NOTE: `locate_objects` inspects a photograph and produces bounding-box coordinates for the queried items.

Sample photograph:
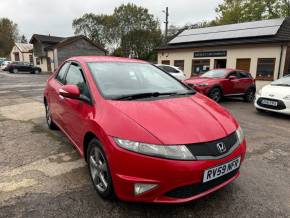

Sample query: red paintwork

[184,68,255,96]
[44,57,246,203]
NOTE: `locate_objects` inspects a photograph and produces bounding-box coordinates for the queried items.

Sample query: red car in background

[44,57,246,203]
[184,69,256,102]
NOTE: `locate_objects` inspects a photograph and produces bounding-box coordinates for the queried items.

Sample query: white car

[255,75,290,115]
[155,64,186,81]
[1,61,12,71]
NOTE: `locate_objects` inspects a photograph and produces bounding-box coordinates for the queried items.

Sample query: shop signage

[194,51,227,58]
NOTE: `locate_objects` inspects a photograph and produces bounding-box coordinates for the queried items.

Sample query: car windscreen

[88,62,190,99]
[271,76,290,86]
[201,69,227,78]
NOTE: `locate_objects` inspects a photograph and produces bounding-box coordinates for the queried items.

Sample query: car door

[238,71,253,93]
[224,71,240,95]
[61,62,94,146]
[49,62,70,128]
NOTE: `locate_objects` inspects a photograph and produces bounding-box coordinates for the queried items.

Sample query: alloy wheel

[210,88,222,102]
[89,147,109,193]
[45,104,52,126]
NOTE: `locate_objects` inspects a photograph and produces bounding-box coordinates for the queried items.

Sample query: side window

[227,71,238,78]
[239,71,250,78]
[56,62,70,84]
[65,63,90,99]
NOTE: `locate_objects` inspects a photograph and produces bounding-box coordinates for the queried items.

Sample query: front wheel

[244,88,255,102]
[208,87,222,102]
[45,103,57,130]
[87,139,115,200]
[13,68,18,73]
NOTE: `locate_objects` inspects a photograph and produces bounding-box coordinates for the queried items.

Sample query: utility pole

[163,7,169,42]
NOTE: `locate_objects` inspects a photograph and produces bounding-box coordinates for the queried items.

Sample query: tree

[0,18,18,57]
[20,35,27,43]
[214,0,285,26]
[72,3,162,61]
[72,13,116,51]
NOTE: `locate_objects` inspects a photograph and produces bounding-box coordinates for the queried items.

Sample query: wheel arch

[83,131,99,162]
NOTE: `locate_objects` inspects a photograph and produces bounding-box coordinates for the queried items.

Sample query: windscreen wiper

[112,90,195,100]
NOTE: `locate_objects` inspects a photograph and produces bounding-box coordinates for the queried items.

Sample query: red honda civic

[44,56,246,203]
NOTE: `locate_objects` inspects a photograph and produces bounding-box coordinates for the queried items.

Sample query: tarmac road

[0,70,289,218]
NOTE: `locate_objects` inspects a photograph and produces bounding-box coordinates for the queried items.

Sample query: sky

[0,0,222,40]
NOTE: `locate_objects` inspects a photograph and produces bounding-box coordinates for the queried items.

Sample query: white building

[157,18,290,88]
[10,43,33,63]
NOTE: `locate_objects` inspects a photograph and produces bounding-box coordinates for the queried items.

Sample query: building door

[192,59,210,75]
[236,58,251,72]
[47,57,52,72]
[214,59,227,68]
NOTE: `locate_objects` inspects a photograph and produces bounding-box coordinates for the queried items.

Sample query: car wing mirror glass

[59,84,80,99]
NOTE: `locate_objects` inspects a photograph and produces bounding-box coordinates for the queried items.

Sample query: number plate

[203,157,241,183]
[261,99,278,106]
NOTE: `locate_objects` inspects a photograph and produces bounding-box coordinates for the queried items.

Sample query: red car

[184,69,256,102]
[44,56,246,203]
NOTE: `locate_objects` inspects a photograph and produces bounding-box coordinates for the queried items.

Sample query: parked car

[7,62,41,74]
[0,58,5,66]
[184,69,256,102]
[44,56,246,203]
[255,75,290,115]
[155,64,186,80]
[1,61,12,71]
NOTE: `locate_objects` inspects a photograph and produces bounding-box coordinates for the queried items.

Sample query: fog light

[134,183,157,195]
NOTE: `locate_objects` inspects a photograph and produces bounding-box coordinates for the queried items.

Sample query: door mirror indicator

[59,84,80,99]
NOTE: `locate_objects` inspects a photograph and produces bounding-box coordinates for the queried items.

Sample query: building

[157,17,290,87]
[10,43,33,63]
[29,34,107,72]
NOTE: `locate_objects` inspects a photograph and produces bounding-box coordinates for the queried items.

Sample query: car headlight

[114,138,195,160]
[236,126,244,144]
[283,95,290,100]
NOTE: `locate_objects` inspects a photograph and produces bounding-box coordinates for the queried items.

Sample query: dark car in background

[7,62,41,74]
[184,69,256,102]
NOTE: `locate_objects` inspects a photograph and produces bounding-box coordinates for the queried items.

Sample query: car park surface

[0,70,289,217]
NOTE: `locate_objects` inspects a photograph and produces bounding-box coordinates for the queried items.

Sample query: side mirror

[228,75,237,80]
[59,84,80,99]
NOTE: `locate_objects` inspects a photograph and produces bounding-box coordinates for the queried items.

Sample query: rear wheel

[45,103,57,130]
[208,87,222,102]
[13,68,18,74]
[87,139,115,200]
[244,88,255,102]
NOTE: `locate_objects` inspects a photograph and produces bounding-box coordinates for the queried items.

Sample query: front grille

[257,97,286,110]
[186,132,237,158]
[165,169,239,199]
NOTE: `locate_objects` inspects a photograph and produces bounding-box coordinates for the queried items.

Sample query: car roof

[68,56,148,64]
[211,68,250,73]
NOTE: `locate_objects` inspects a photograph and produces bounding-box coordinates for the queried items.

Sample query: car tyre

[87,139,115,200]
[244,88,255,102]
[13,68,18,74]
[45,103,57,130]
[208,87,222,102]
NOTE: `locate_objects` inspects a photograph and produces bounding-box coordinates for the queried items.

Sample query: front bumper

[107,138,246,203]
[254,96,290,115]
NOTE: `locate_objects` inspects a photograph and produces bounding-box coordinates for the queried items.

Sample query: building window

[256,58,276,80]
[36,58,40,65]
[14,52,20,61]
[161,60,170,65]
[174,60,184,71]
[29,55,33,64]
[192,59,210,75]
